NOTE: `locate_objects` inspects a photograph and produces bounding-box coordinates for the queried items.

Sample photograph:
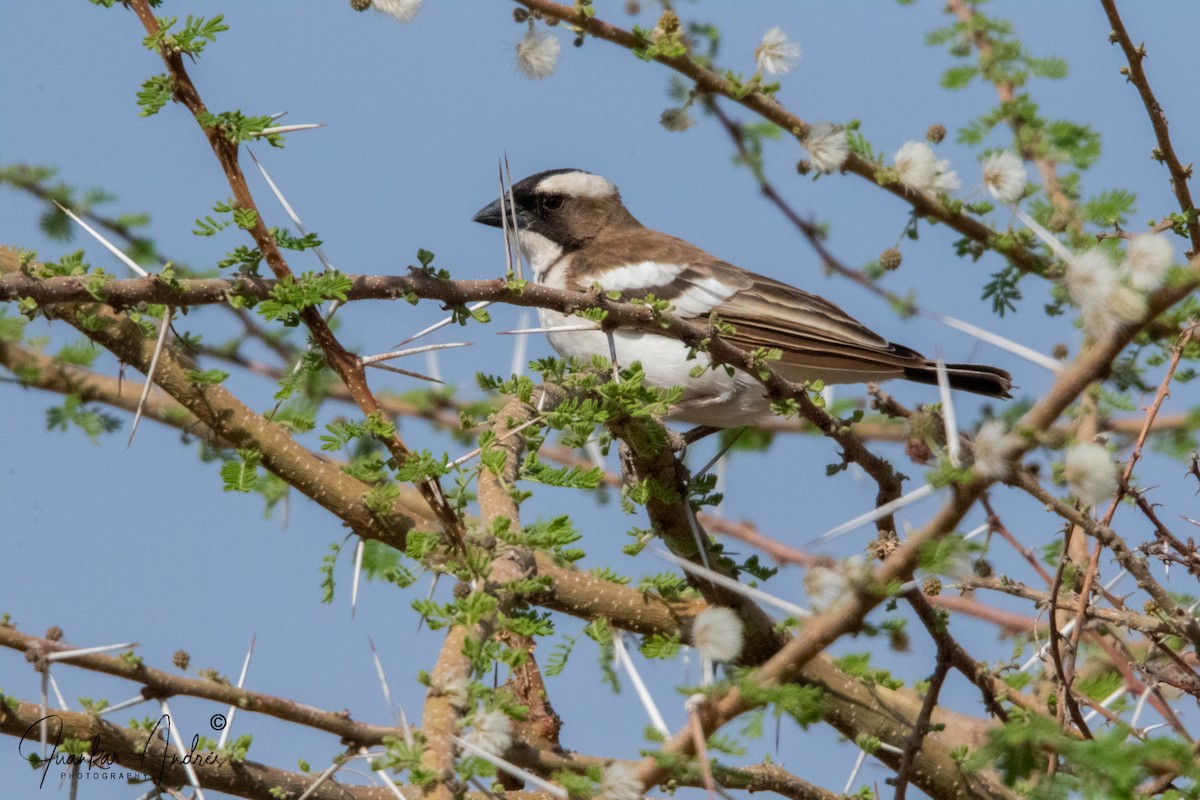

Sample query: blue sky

[3,2,1199,797]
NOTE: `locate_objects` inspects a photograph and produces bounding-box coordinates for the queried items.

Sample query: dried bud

[879,248,902,272]
[654,10,680,37]
[869,530,899,561]
[923,576,943,596]
[1052,343,1070,360]
[1047,210,1072,233]
[624,0,641,14]
[926,124,946,144]
[453,581,472,599]
[905,434,934,465]
[45,626,63,642]
[173,650,191,670]
[796,160,813,176]
[573,35,584,48]
[350,0,372,10]
[513,8,530,22]
[888,627,910,653]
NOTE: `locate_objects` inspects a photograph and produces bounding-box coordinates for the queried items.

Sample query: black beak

[472,197,530,229]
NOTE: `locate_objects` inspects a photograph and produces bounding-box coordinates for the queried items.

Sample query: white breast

[517,234,772,426]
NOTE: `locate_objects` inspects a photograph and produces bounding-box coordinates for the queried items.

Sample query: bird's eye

[542,195,564,212]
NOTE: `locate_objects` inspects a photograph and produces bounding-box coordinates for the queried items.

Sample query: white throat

[516,230,566,285]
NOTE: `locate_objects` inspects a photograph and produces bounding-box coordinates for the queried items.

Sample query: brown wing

[710,269,930,377]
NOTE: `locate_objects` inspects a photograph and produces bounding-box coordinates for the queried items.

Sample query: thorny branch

[126,0,465,542]
[1100,0,1200,253]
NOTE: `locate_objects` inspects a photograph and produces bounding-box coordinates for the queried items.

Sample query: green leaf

[941,65,978,89]
[136,74,175,116]
[221,450,261,492]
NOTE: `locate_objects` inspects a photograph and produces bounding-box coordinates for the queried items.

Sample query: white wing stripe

[594,261,685,292]
[673,275,737,317]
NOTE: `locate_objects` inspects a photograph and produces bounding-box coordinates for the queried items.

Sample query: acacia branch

[513,0,1049,277]
[1100,0,1200,252]
[0,626,398,745]
[0,251,426,548]
[126,0,464,541]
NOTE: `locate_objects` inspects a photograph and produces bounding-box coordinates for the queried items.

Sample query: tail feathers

[904,362,1013,399]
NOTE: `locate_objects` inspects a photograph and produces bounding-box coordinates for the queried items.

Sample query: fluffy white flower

[691,606,743,663]
[971,420,1016,480]
[1106,285,1147,325]
[1122,232,1174,291]
[804,566,847,612]
[1063,442,1118,509]
[599,762,643,800]
[1064,249,1118,317]
[516,28,560,79]
[373,0,421,23]
[464,708,512,757]
[660,107,695,132]
[804,556,868,612]
[755,27,801,75]
[430,674,469,709]
[893,141,939,193]
[932,158,961,193]
[804,123,849,173]
[982,151,1027,204]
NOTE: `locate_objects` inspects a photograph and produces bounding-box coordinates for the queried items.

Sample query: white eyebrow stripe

[594,262,685,292]
[672,275,736,317]
[536,171,617,198]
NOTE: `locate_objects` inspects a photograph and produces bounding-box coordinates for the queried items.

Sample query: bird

[472,168,1011,428]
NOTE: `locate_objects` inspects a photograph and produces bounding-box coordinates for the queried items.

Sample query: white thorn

[248,150,336,273]
[396,302,492,347]
[359,342,471,367]
[650,547,811,619]
[921,309,1061,373]
[97,694,149,717]
[611,629,670,736]
[585,439,605,474]
[1082,684,1127,725]
[295,758,345,800]
[814,483,938,542]
[368,637,405,734]
[1014,206,1076,263]
[351,538,365,620]
[449,416,542,468]
[451,735,568,798]
[47,672,69,710]
[504,154,526,282]
[1103,569,1127,592]
[842,750,867,795]
[217,633,256,750]
[160,700,207,799]
[509,309,531,376]
[417,574,440,632]
[46,642,139,662]
[1129,683,1155,730]
[686,510,711,572]
[496,323,599,335]
[129,307,172,447]
[962,522,989,541]
[256,123,325,136]
[425,349,442,384]
[363,361,444,384]
[935,359,961,467]
[54,201,149,277]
